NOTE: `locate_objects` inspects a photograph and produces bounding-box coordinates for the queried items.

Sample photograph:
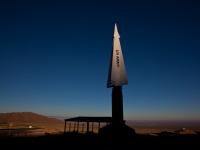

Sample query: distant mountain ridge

[127,120,200,127]
[0,112,64,125]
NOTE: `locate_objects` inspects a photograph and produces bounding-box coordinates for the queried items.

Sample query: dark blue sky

[0,0,200,120]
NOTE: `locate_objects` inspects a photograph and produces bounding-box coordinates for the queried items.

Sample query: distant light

[29,125,32,129]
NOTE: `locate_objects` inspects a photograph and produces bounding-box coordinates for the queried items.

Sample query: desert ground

[1,112,200,136]
[0,112,200,150]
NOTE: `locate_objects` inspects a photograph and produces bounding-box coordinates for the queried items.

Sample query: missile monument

[99,24,135,138]
[107,23,128,126]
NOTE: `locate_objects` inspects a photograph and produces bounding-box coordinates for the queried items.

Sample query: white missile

[107,24,128,88]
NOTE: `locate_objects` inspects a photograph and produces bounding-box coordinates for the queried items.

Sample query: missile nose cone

[114,23,120,38]
[107,23,128,88]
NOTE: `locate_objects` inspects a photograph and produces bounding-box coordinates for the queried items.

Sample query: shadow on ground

[0,132,200,150]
